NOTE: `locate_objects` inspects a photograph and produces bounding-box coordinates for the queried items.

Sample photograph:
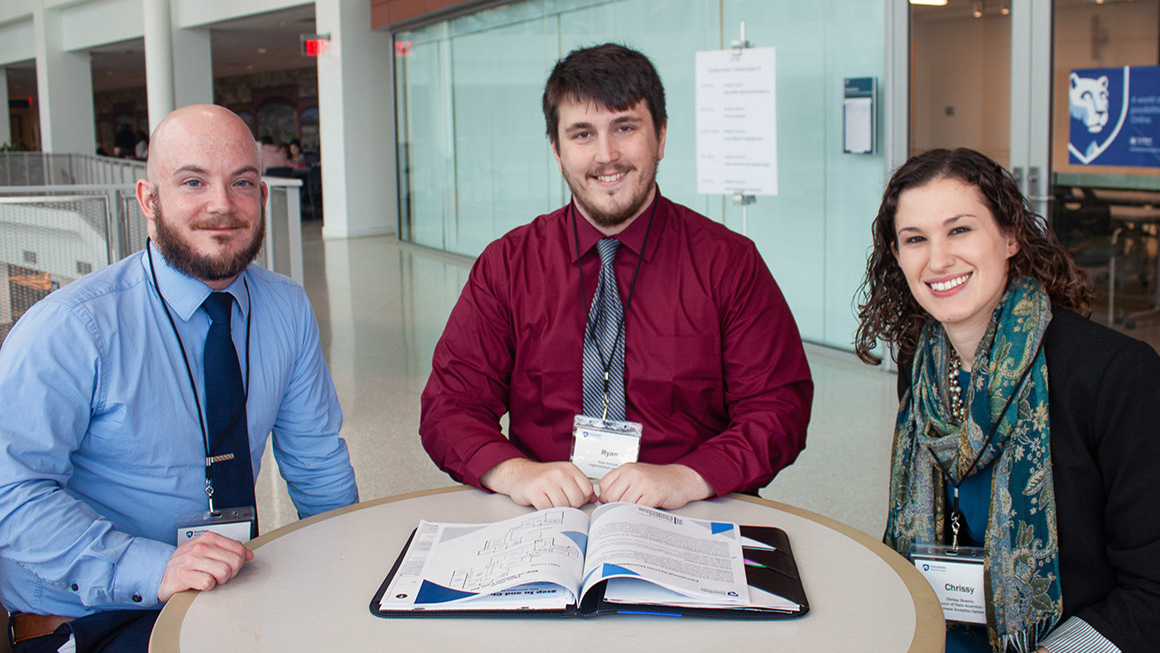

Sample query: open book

[370,502,808,619]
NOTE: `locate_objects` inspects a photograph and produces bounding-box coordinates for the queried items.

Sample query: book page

[378,508,589,611]
[580,503,748,606]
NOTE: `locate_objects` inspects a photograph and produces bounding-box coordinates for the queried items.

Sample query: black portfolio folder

[370,523,809,620]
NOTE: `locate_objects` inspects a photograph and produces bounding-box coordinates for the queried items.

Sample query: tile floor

[255,222,901,539]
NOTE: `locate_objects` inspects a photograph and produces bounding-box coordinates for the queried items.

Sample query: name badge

[176,506,256,545]
[570,414,643,479]
[911,543,986,625]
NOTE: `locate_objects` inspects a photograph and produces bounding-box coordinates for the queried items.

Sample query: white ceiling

[6,4,318,104]
[911,0,1140,22]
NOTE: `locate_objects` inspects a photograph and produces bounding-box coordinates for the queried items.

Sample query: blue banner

[1068,65,1160,168]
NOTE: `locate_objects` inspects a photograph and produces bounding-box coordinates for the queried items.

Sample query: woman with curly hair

[854,148,1160,653]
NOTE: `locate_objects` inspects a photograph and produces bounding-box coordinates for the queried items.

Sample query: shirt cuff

[462,440,529,489]
[111,537,176,607]
[1040,617,1121,653]
[674,447,742,498]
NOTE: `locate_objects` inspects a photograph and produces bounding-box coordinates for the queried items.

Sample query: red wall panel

[371,0,474,30]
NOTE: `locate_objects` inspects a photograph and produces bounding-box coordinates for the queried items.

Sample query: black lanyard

[571,197,658,401]
[926,335,1046,547]
[146,240,252,509]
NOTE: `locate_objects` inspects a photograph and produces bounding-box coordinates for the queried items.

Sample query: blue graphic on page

[415,580,478,604]
[710,522,735,535]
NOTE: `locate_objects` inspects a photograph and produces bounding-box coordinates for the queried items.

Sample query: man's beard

[151,190,265,282]
[565,158,659,230]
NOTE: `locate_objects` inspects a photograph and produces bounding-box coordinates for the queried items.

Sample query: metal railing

[0,177,302,346]
[0,152,147,186]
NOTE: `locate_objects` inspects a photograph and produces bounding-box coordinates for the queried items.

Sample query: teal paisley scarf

[884,276,1061,652]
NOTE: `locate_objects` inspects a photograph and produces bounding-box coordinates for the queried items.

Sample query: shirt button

[71,583,79,591]
[132,594,142,603]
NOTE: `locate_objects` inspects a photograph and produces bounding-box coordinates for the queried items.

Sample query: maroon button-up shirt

[420,193,813,496]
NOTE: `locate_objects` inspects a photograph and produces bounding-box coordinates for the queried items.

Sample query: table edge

[150,486,944,653]
[149,486,466,652]
[730,494,944,653]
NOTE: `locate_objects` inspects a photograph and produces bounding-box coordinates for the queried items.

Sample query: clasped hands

[480,458,713,511]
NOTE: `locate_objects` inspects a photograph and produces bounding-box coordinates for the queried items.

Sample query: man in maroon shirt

[420,44,813,511]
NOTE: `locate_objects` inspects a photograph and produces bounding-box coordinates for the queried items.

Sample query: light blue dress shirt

[0,243,358,616]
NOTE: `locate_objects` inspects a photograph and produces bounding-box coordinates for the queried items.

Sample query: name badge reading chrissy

[570,415,643,480]
[911,543,986,625]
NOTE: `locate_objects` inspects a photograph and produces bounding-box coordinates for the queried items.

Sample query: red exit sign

[300,33,331,57]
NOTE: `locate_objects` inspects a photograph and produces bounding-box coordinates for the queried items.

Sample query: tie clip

[206,453,235,466]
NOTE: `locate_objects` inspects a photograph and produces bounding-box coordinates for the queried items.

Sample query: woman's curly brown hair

[854,148,1093,365]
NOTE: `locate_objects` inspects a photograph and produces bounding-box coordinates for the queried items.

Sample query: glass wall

[394,0,890,351]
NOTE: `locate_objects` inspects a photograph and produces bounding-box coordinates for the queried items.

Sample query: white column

[884,0,908,171]
[172,24,213,108]
[0,67,10,147]
[144,0,175,131]
[315,0,397,239]
[0,263,11,325]
[1009,0,1052,219]
[33,5,95,154]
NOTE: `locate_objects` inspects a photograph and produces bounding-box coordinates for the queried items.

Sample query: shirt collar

[144,240,251,322]
[568,188,666,263]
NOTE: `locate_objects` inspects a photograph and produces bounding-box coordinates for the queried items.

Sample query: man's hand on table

[158,532,254,602]
[598,463,713,510]
[480,458,595,509]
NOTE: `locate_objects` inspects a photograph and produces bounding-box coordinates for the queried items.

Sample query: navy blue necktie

[201,292,255,511]
[582,238,626,421]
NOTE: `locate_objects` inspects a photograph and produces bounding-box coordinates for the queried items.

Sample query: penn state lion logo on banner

[1068,67,1130,165]
[1069,73,1109,134]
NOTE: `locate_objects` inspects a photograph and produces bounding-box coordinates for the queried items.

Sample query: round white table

[150,486,944,652]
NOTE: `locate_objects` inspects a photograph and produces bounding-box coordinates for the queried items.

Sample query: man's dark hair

[542,43,667,148]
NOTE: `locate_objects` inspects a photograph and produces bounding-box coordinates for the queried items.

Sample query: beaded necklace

[947,350,967,422]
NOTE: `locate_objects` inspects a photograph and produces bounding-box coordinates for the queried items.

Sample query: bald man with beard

[0,105,357,652]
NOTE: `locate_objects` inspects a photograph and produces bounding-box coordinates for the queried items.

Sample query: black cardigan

[896,309,1160,652]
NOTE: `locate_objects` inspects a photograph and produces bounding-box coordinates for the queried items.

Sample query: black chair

[304,164,322,221]
[2,605,11,653]
[1055,189,1123,324]
[263,166,294,178]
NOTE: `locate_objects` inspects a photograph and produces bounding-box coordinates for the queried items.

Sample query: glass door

[909,0,1015,167]
[910,0,1160,345]
[1050,0,1160,337]
[908,0,1049,213]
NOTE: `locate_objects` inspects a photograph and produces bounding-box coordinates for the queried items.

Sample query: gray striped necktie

[583,238,626,421]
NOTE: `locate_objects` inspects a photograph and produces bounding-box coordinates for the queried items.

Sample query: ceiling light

[973,2,984,17]
[1001,0,1011,14]
[257,48,268,54]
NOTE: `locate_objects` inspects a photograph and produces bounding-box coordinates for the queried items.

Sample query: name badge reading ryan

[911,543,986,625]
[570,415,643,480]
